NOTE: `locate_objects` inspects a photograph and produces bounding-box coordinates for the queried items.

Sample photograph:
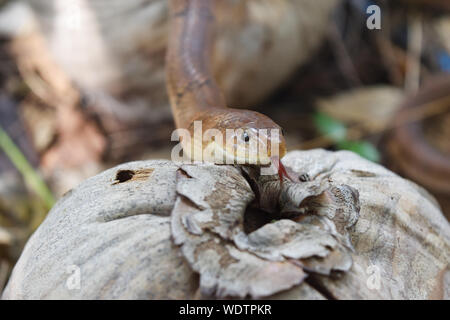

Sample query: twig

[404,12,423,93]
[373,2,404,87]
[328,23,362,87]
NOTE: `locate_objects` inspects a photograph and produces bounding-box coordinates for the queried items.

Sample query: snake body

[166,0,288,169]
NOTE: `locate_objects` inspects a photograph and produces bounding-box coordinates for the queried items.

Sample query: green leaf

[337,140,380,163]
[0,125,55,209]
[313,112,347,142]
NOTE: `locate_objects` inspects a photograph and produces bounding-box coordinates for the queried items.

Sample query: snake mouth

[199,141,272,165]
[184,141,295,183]
[185,141,299,183]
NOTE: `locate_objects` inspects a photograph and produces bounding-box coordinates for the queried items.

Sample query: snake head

[190,108,287,169]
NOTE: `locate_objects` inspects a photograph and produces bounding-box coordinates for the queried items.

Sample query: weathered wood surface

[2,150,449,299]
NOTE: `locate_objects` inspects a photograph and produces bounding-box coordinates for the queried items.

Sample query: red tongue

[271,156,297,182]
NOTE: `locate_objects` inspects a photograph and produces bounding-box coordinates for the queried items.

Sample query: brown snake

[166,0,295,180]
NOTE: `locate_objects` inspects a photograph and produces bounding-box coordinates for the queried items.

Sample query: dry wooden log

[2,150,449,299]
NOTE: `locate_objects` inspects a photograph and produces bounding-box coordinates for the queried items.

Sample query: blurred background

[1,0,450,292]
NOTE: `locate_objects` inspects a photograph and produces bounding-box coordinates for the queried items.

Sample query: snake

[166,0,295,180]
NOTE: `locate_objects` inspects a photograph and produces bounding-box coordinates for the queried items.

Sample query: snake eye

[242,131,250,143]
